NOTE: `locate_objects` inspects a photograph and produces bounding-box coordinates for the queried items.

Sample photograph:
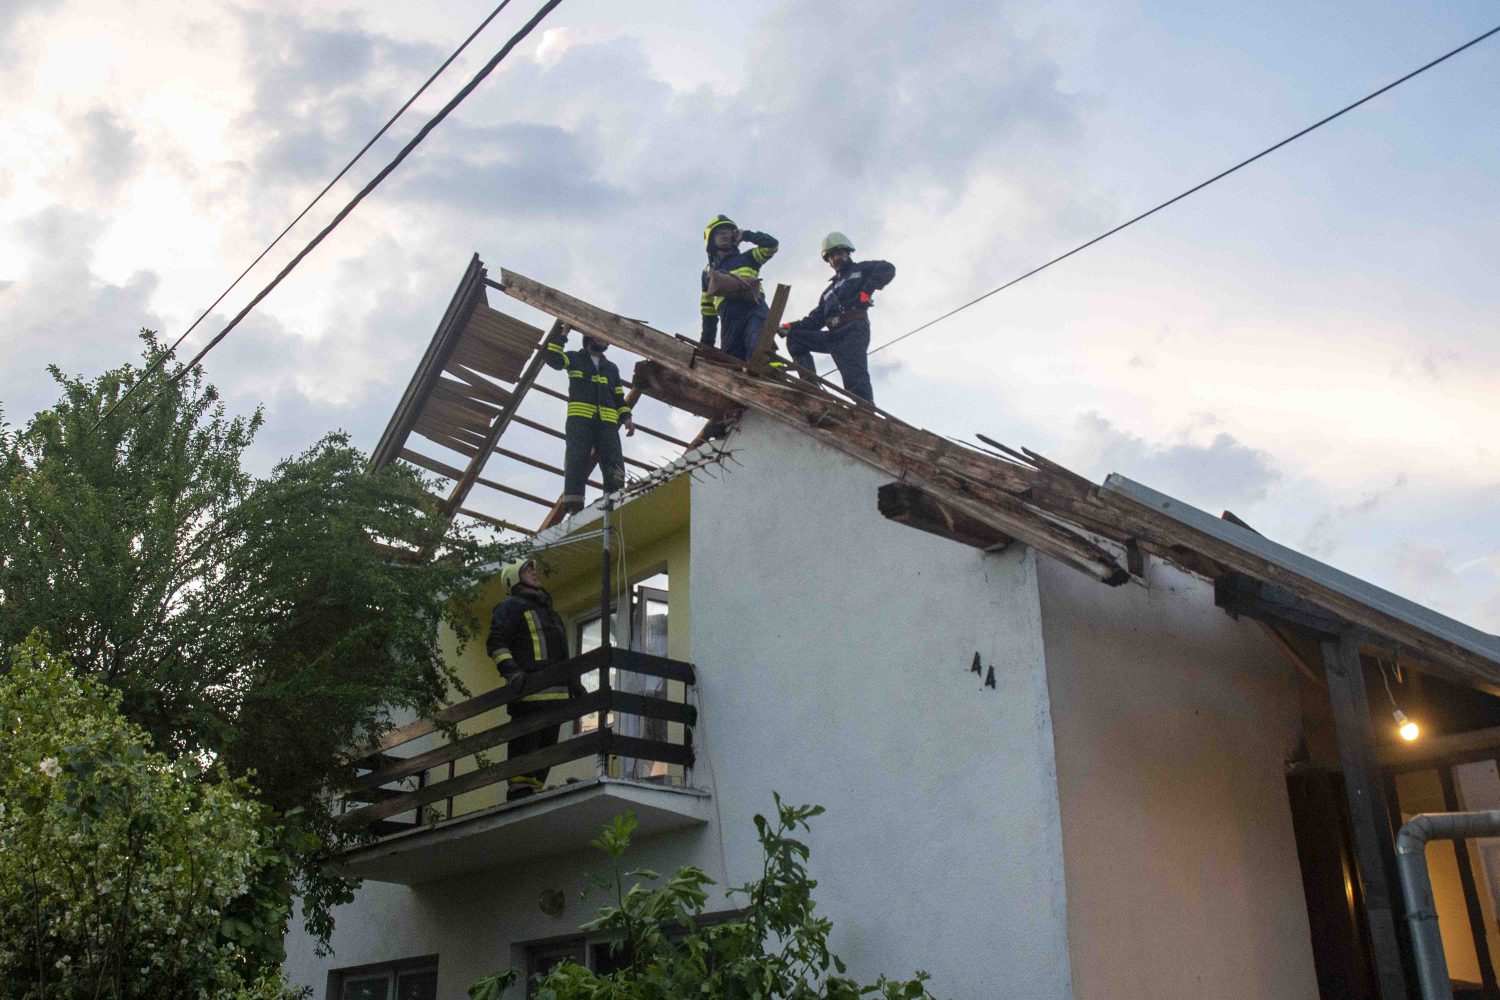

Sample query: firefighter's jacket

[486,584,579,702]
[701,231,779,340]
[788,258,897,332]
[544,332,632,425]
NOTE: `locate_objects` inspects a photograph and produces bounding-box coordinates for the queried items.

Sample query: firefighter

[487,557,580,801]
[700,214,778,361]
[545,327,634,515]
[780,232,895,404]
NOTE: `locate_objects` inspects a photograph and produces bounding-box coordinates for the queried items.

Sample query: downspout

[1396,809,1500,1000]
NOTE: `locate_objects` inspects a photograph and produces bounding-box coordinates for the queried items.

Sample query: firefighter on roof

[486,557,581,801]
[700,214,778,361]
[545,327,633,515]
[780,231,895,404]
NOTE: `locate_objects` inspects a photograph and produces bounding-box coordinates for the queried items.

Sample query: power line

[853,22,1500,364]
[99,0,564,426]
[156,1,519,383]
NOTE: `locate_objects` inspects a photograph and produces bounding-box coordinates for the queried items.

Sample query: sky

[0,0,1496,630]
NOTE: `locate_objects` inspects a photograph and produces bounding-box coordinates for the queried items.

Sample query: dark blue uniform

[487,582,579,800]
[786,258,896,404]
[545,330,631,510]
[701,228,778,361]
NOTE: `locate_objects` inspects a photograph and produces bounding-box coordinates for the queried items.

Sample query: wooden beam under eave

[630,350,1129,586]
[878,482,1012,552]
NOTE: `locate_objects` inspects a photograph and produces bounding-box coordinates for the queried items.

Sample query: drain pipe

[1397,809,1500,1000]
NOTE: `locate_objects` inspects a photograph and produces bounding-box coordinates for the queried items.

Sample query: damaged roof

[372,256,1500,693]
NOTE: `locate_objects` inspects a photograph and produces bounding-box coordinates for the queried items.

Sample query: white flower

[38,757,61,778]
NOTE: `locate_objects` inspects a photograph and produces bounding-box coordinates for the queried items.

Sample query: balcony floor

[340,777,712,885]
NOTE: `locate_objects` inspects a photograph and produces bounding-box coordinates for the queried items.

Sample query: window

[574,573,669,741]
[525,939,585,999]
[330,958,438,1000]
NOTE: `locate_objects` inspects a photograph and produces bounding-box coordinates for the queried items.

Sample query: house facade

[285,264,1500,1000]
[284,412,1334,999]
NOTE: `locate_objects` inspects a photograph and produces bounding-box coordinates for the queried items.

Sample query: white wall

[1036,552,1320,999]
[688,412,1075,1000]
[282,824,728,998]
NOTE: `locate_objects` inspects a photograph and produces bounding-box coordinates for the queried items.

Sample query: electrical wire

[839,22,1500,371]
[90,0,520,432]
[99,0,566,426]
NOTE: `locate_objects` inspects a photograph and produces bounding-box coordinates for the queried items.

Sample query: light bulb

[1393,709,1420,742]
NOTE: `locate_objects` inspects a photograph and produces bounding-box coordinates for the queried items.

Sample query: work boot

[560,498,584,516]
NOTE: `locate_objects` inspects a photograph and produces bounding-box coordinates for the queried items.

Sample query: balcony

[335,646,705,885]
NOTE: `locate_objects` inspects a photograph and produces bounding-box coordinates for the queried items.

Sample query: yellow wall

[1396,769,1484,985]
[427,476,692,818]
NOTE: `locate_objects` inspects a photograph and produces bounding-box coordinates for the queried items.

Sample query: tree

[0,637,309,999]
[0,336,515,953]
[470,799,942,1000]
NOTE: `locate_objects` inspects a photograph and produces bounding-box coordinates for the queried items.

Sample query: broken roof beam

[878,482,1012,552]
[628,342,1129,587]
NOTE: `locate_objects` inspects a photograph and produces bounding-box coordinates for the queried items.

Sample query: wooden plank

[456,508,536,537]
[493,446,602,489]
[499,269,695,367]
[749,283,791,369]
[354,647,612,756]
[474,477,556,509]
[611,648,697,684]
[1321,631,1411,1000]
[443,364,514,406]
[341,731,609,827]
[1439,765,1499,989]
[607,735,694,768]
[440,319,554,519]
[370,254,485,469]
[348,691,609,793]
[610,691,698,727]
[632,360,737,418]
[878,481,1012,551]
[399,448,465,481]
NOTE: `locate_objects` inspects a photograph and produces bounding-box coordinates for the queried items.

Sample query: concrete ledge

[340,778,712,885]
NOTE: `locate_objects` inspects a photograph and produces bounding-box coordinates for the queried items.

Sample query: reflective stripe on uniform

[492,649,515,669]
[567,402,598,418]
[520,691,569,702]
[525,610,547,661]
[751,245,777,264]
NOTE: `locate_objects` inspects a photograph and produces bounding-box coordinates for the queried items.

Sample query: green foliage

[477,799,943,1000]
[0,637,306,999]
[467,970,518,1000]
[0,336,517,953]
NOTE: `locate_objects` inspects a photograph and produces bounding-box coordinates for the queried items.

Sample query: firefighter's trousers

[562,415,625,509]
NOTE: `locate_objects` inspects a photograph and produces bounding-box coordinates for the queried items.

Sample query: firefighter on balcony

[780,232,895,405]
[545,327,634,516]
[487,558,580,801]
[700,215,778,361]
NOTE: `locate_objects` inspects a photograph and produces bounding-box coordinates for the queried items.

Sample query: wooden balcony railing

[337,646,697,835]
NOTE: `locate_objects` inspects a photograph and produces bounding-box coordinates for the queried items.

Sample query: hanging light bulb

[1393,709,1420,742]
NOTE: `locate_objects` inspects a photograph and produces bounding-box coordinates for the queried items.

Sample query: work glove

[624,416,636,438]
[857,290,873,307]
[700,315,717,346]
[506,672,526,697]
[778,322,791,338]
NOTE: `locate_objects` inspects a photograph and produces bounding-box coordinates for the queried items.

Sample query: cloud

[0,0,59,46]
[69,108,141,201]
[1065,411,1281,508]
[0,206,162,425]
[1301,473,1408,556]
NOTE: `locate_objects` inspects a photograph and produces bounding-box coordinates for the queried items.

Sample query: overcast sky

[1,0,1496,630]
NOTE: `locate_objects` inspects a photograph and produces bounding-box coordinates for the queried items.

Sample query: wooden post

[748,283,791,370]
[1322,629,1411,1000]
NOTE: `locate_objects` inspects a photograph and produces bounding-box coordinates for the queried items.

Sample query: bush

[474,797,941,1000]
[0,638,303,998]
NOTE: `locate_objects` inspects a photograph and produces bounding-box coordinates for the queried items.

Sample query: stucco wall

[688,412,1074,1000]
[282,824,727,998]
[1037,552,1319,999]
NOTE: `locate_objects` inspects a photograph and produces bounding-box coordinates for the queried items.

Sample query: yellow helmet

[499,558,535,592]
[703,214,737,252]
